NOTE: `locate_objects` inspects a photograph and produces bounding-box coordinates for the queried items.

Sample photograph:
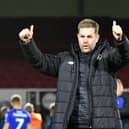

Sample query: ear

[96,34,100,42]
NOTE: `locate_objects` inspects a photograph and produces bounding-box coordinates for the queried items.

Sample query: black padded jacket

[19,36,129,129]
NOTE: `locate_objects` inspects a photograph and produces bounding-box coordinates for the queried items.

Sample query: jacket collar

[71,38,109,56]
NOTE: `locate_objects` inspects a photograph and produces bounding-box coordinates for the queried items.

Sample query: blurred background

[0,0,128,87]
[0,0,129,127]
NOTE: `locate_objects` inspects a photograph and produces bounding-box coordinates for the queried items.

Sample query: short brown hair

[10,94,22,103]
[78,18,99,34]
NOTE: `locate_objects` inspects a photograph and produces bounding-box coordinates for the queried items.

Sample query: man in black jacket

[18,18,129,129]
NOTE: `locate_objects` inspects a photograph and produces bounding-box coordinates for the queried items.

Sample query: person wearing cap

[24,102,43,129]
[3,94,31,129]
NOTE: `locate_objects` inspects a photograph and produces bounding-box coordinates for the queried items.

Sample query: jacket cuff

[114,35,128,45]
[19,39,33,46]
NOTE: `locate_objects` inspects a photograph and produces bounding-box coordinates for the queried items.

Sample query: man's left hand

[112,20,123,41]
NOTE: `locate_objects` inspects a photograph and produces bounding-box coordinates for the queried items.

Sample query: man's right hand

[19,25,34,43]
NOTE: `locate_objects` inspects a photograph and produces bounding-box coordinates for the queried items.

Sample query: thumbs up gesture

[19,25,34,43]
[112,21,123,41]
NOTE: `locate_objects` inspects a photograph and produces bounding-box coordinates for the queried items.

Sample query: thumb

[30,25,34,33]
[113,20,117,26]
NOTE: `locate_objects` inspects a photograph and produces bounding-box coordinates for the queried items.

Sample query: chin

[82,50,90,53]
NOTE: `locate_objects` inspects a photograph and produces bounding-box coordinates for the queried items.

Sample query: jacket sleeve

[19,39,61,77]
[107,35,129,72]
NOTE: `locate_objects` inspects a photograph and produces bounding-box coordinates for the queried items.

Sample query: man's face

[77,27,99,53]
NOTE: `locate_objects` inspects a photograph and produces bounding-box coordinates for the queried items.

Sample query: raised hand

[19,25,34,43]
[112,20,123,41]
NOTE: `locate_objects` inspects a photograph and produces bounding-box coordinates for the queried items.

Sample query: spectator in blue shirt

[117,78,124,109]
[3,94,31,129]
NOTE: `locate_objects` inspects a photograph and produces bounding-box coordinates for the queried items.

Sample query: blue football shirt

[117,96,125,109]
[4,108,31,129]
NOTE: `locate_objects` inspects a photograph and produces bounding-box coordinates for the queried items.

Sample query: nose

[83,37,88,42]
